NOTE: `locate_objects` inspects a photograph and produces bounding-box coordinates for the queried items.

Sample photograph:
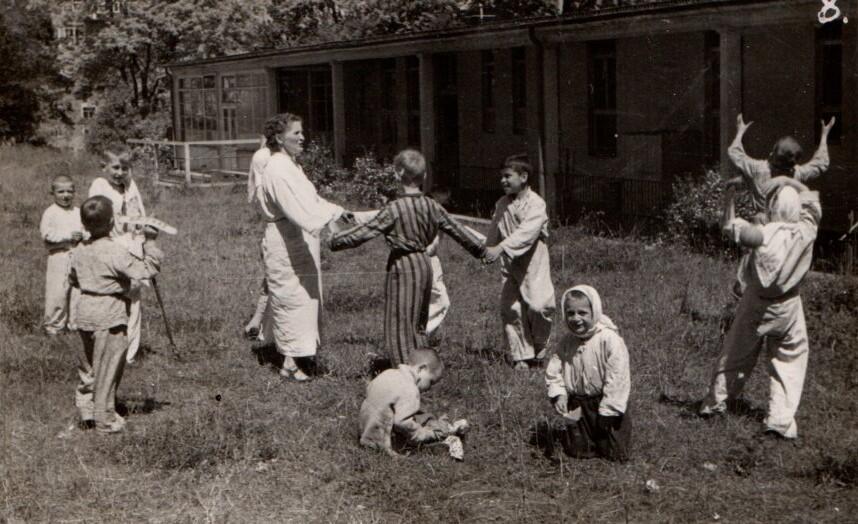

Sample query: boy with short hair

[70,196,163,433]
[484,156,556,369]
[359,349,467,457]
[40,175,86,335]
[330,149,485,366]
[89,148,150,363]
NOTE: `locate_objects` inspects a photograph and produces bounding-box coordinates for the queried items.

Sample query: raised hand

[821,116,836,138]
[736,113,753,135]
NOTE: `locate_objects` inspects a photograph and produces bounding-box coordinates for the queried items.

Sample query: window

[703,31,720,163]
[380,59,397,145]
[177,75,218,141]
[406,56,421,147]
[221,73,268,139]
[588,40,617,158]
[81,106,95,119]
[310,70,332,136]
[511,47,527,136]
[57,25,81,44]
[481,50,496,134]
[816,21,843,144]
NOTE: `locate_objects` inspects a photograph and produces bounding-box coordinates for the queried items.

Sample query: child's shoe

[280,366,310,382]
[514,361,529,371]
[96,418,126,434]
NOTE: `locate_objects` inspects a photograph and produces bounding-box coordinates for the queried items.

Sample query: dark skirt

[560,395,632,462]
[384,252,433,366]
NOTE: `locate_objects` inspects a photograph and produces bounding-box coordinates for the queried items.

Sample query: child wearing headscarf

[700,177,821,439]
[545,285,631,461]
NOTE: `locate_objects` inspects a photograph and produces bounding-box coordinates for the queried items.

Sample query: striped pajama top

[331,193,485,364]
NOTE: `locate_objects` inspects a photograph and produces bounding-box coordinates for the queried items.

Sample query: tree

[0,0,64,142]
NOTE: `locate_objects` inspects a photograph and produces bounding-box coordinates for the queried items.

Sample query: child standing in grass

[69,196,163,433]
[40,175,86,336]
[484,156,555,369]
[88,148,149,363]
[545,285,631,461]
[330,149,485,367]
[700,177,821,439]
[359,349,467,457]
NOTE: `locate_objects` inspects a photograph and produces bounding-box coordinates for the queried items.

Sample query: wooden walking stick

[150,276,181,361]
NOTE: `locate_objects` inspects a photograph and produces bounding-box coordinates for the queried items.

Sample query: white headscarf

[560,284,617,339]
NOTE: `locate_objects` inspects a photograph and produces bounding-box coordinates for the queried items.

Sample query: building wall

[557,31,709,182]
[456,49,531,191]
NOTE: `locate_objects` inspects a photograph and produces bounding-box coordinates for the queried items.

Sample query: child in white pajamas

[40,175,86,335]
[484,156,555,369]
[700,177,821,439]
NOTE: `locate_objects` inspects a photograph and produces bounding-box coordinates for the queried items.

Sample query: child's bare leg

[75,331,96,423]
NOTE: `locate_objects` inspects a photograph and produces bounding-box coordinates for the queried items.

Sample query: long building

[166,0,856,231]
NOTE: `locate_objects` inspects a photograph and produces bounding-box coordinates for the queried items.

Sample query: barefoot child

[484,156,555,369]
[330,149,485,366]
[700,177,821,439]
[40,175,86,335]
[69,196,163,433]
[88,149,149,363]
[359,349,468,457]
[545,285,632,461]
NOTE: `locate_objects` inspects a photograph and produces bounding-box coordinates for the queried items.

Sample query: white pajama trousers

[702,292,808,438]
[500,243,555,362]
[426,256,449,336]
[43,250,72,335]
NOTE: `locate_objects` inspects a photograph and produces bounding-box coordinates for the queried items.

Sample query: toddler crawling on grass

[359,349,468,459]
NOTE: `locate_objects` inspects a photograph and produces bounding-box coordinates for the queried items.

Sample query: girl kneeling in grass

[545,285,631,461]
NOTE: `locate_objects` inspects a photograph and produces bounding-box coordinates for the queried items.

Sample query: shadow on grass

[659,393,766,422]
[116,397,171,417]
[251,343,284,370]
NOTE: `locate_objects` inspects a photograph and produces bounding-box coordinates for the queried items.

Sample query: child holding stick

[69,196,163,433]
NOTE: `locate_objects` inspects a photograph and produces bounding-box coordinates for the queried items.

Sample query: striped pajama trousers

[385,252,433,366]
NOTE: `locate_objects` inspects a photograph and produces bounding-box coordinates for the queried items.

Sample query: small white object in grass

[713,513,721,521]
[451,419,470,435]
[645,479,660,493]
[445,435,464,461]
[702,462,717,472]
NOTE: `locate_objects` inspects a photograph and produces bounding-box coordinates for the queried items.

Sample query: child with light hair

[700,176,822,439]
[359,349,468,457]
[40,175,86,335]
[88,148,153,363]
[331,149,485,367]
[69,196,163,433]
[484,155,556,369]
[545,285,632,461]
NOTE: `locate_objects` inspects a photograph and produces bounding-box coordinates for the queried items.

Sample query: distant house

[166,0,856,231]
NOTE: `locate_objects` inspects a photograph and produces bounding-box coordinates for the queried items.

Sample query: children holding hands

[484,156,556,369]
[546,285,632,461]
[40,175,87,335]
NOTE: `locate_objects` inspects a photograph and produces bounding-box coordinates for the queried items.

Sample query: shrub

[299,141,398,208]
[661,168,756,255]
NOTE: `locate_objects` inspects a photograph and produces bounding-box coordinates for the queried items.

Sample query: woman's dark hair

[263,113,302,152]
[768,136,803,176]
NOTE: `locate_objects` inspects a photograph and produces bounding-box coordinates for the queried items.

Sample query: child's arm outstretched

[485,196,547,264]
[435,206,486,259]
[727,114,769,195]
[118,241,164,295]
[795,117,835,183]
[394,413,447,444]
[329,207,395,251]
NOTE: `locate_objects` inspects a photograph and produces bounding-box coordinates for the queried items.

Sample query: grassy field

[2,145,857,523]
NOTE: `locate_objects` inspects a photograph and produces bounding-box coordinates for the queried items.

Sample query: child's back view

[330,149,485,366]
[70,196,163,433]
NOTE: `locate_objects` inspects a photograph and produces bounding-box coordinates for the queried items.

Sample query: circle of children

[41,111,834,461]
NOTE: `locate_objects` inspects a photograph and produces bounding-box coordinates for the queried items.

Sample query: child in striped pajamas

[330,149,485,367]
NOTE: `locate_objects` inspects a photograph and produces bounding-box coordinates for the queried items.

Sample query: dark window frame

[481,50,496,134]
[815,21,843,145]
[587,40,617,158]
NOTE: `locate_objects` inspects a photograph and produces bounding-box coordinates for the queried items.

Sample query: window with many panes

[380,59,397,145]
[588,40,617,158]
[511,47,527,136]
[481,50,496,134]
[178,75,218,141]
[221,73,268,139]
[816,21,843,144]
